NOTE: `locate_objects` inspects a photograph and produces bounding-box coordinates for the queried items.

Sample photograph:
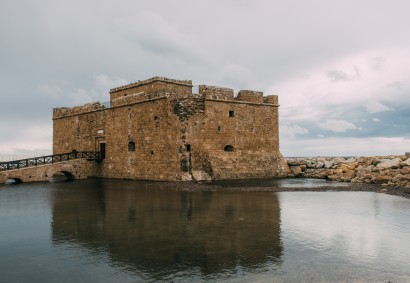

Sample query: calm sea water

[0,179,409,283]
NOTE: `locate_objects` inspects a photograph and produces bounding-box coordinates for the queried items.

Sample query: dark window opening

[154,116,159,120]
[186,144,191,151]
[151,151,154,155]
[229,110,235,117]
[128,141,135,152]
[218,126,221,132]
[99,143,106,159]
[224,145,234,152]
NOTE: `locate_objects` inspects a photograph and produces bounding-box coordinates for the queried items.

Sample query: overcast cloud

[0,0,409,157]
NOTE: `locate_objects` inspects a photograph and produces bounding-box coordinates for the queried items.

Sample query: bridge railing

[0,151,100,171]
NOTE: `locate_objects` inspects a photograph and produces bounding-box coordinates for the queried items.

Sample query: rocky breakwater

[286,152,410,188]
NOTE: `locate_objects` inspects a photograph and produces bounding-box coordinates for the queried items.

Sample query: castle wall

[236,90,264,103]
[185,99,288,180]
[53,96,183,181]
[53,77,289,181]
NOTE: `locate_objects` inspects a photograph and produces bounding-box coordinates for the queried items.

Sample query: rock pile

[286,153,410,188]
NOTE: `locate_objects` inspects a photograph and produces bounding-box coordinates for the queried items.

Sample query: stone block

[289,166,302,176]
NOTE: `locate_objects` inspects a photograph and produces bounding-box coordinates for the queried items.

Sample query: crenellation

[236,90,264,103]
[53,102,106,119]
[263,95,278,105]
[199,85,234,101]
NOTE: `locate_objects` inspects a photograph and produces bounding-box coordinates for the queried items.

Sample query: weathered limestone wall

[236,90,264,103]
[103,98,182,180]
[54,97,183,181]
[199,85,234,101]
[286,152,410,188]
[0,159,99,183]
[110,77,192,100]
[186,99,289,180]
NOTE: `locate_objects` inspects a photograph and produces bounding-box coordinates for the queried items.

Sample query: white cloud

[365,101,392,114]
[281,124,309,139]
[280,136,410,157]
[372,118,380,122]
[318,119,358,133]
[94,74,129,94]
[0,122,52,155]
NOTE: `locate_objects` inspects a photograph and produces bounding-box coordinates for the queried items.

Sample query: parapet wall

[199,85,234,100]
[110,77,193,100]
[54,86,279,120]
[236,90,263,103]
[286,153,410,188]
[263,95,278,105]
[53,102,107,119]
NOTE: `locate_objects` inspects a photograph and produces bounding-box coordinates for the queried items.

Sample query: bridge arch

[5,178,23,185]
[50,171,76,182]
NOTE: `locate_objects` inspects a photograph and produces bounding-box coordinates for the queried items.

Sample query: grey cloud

[387,81,402,90]
[326,70,353,82]
[369,57,386,72]
[1,0,410,155]
[326,67,362,82]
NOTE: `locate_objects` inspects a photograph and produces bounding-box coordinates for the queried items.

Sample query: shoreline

[2,176,410,199]
[135,179,410,199]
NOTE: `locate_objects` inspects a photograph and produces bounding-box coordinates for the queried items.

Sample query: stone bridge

[0,159,99,184]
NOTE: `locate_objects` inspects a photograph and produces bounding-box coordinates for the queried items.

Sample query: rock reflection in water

[51,181,282,279]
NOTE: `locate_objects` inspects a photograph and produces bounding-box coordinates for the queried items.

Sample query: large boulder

[372,175,391,184]
[401,158,410,167]
[289,166,302,176]
[376,158,402,170]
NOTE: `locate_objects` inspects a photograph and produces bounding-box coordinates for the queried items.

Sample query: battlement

[263,95,278,105]
[110,76,192,101]
[53,102,107,119]
[236,90,263,103]
[198,85,234,100]
[54,78,279,119]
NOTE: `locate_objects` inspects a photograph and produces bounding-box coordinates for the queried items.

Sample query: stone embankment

[286,152,410,188]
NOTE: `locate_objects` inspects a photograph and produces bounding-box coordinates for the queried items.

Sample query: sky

[0,0,409,157]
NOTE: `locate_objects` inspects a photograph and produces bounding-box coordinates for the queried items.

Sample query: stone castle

[52,77,289,181]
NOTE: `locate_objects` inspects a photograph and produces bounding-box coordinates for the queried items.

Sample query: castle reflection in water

[51,180,283,277]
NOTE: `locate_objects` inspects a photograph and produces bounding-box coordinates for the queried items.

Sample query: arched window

[128,141,135,152]
[224,145,234,152]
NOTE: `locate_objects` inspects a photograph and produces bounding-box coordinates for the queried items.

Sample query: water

[1,179,410,282]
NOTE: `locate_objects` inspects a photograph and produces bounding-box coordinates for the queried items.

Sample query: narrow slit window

[186,144,191,151]
[128,141,135,152]
[229,111,235,117]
